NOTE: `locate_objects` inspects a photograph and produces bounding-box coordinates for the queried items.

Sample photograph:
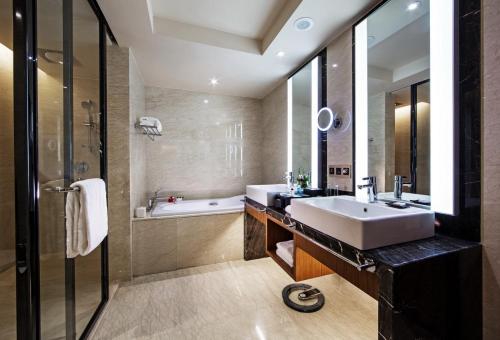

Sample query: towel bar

[44,186,80,193]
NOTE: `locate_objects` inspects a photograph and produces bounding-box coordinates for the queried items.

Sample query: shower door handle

[16,243,28,274]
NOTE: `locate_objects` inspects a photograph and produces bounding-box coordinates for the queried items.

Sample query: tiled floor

[91,258,378,340]
[0,251,102,340]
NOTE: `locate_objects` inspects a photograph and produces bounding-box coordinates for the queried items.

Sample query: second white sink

[291,196,435,250]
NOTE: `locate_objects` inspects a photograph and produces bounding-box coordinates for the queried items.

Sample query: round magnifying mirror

[317,107,334,131]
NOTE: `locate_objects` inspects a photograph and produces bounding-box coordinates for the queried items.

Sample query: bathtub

[151,195,245,218]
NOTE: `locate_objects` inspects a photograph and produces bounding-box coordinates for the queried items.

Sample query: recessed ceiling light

[203,99,209,104]
[276,51,285,57]
[15,12,22,19]
[407,1,421,11]
[332,63,338,68]
[294,17,314,31]
[209,77,219,86]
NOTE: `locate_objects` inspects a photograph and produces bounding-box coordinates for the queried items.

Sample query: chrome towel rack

[135,122,162,141]
[44,186,80,193]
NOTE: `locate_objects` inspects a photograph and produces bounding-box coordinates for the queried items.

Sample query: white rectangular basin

[291,196,435,250]
[246,184,289,206]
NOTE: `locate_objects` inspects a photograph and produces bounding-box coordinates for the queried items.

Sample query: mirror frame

[352,0,458,215]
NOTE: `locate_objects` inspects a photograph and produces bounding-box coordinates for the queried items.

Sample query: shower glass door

[73,1,102,337]
[37,1,66,338]
[37,0,106,338]
[0,0,16,338]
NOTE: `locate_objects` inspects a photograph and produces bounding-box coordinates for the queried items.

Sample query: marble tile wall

[384,94,395,192]
[132,213,243,276]
[261,82,287,184]
[144,87,263,199]
[368,92,389,192]
[107,45,132,282]
[483,0,500,338]
[326,29,354,192]
[129,52,147,215]
[292,103,311,175]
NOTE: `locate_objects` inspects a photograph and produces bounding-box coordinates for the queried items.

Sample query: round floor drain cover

[282,283,325,313]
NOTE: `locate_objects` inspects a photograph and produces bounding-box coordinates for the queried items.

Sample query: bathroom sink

[291,196,435,250]
[246,184,289,206]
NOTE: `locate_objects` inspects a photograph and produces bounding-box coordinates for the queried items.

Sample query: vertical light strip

[355,20,368,199]
[287,77,293,174]
[430,0,456,215]
[311,57,319,188]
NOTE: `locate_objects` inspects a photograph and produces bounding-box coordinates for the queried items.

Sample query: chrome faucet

[394,175,403,199]
[146,190,160,212]
[357,176,378,203]
[394,175,413,199]
[282,171,295,189]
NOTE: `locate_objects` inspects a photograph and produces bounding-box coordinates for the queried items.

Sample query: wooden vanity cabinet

[265,214,378,299]
[265,215,334,281]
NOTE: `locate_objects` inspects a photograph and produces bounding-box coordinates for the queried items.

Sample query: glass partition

[73,0,102,336]
[0,0,16,337]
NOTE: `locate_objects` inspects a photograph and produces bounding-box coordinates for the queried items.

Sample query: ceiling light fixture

[294,17,314,31]
[276,51,285,57]
[332,63,338,68]
[209,77,219,86]
[203,99,209,104]
[407,1,421,11]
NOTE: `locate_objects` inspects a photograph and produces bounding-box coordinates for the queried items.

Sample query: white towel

[65,178,108,258]
[276,247,294,267]
[139,116,162,132]
[276,240,294,254]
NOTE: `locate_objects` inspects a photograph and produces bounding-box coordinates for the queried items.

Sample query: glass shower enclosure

[0,0,113,339]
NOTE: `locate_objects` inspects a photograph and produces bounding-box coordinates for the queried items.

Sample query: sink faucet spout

[357,176,378,203]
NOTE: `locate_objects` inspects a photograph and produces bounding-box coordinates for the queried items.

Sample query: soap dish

[385,201,410,209]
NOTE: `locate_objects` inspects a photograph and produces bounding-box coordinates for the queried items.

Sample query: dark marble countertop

[365,234,479,268]
[245,196,480,269]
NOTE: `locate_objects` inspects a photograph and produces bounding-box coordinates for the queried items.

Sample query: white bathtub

[151,195,245,218]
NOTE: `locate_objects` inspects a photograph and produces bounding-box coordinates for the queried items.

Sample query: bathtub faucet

[146,190,160,212]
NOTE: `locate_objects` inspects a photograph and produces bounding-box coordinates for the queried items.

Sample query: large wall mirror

[354,0,457,215]
[287,56,320,188]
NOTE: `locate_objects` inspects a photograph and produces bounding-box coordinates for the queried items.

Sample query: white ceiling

[150,0,287,40]
[97,0,375,99]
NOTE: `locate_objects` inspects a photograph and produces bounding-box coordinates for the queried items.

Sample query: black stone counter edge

[244,196,481,269]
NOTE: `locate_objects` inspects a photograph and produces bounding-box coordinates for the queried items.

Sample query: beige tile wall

[132,213,243,276]
[129,52,147,214]
[368,92,389,192]
[107,45,132,282]
[144,87,263,200]
[326,29,354,192]
[261,82,288,184]
[483,0,500,338]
